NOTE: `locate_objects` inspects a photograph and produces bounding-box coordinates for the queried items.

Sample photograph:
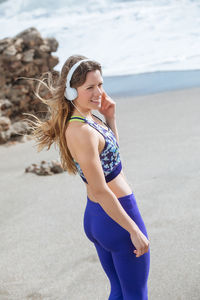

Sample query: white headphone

[64,58,94,101]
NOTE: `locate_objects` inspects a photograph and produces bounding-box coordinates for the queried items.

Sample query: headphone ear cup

[65,87,78,101]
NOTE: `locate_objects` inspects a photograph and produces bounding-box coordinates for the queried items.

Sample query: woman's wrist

[129,223,140,235]
[105,115,116,122]
[105,116,119,144]
[105,116,116,126]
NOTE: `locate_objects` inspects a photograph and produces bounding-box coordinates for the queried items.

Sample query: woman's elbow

[88,181,110,199]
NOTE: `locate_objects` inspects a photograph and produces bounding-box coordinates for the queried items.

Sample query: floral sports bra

[68,114,122,184]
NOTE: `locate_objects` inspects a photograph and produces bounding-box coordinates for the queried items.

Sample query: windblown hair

[25,54,102,175]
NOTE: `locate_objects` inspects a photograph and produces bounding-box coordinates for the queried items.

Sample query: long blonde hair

[25,54,102,175]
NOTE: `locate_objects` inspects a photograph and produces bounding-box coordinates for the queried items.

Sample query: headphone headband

[66,58,94,85]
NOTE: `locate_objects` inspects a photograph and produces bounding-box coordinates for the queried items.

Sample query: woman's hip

[83,191,149,251]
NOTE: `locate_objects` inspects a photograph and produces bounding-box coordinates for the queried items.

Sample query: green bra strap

[69,115,86,123]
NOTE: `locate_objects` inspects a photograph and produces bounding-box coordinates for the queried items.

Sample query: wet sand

[0,87,199,299]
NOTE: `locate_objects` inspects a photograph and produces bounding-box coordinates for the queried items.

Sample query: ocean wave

[0,0,200,76]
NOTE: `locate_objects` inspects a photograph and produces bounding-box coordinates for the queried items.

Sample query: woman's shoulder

[65,120,98,161]
[65,118,96,145]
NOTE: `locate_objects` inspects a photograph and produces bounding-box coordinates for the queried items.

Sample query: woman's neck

[72,109,93,120]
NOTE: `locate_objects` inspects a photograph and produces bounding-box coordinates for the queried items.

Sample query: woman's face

[75,70,103,110]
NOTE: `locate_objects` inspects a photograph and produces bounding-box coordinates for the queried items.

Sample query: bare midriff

[85,171,133,203]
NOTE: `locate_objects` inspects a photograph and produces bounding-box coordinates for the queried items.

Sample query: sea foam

[0,0,200,76]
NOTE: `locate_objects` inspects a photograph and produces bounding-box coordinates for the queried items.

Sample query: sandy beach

[0,87,199,300]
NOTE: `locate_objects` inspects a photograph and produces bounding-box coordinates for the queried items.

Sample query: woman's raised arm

[106,117,119,144]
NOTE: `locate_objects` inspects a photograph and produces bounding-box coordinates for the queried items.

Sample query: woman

[29,54,150,299]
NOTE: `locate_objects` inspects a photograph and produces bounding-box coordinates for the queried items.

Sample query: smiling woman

[26,54,150,300]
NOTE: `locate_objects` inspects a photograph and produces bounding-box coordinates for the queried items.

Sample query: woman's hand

[130,228,150,258]
[98,90,116,120]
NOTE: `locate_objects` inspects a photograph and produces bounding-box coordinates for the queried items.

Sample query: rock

[0,99,13,117]
[25,160,64,176]
[0,116,12,144]
[44,38,58,52]
[0,38,12,53]
[0,119,31,144]
[0,129,11,144]
[0,27,59,144]
[16,27,43,47]
[39,44,51,52]
[15,53,23,61]
[11,120,31,136]
[0,99,12,110]
[14,38,24,52]
[50,160,64,173]
[3,45,17,56]
[48,56,59,69]
[0,74,6,88]
[22,49,35,62]
[0,116,11,131]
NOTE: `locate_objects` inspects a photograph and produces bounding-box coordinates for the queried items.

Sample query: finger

[139,249,143,257]
[134,249,141,257]
[140,247,148,256]
[101,95,105,104]
[102,91,107,99]
[144,242,150,253]
[101,105,106,111]
[138,248,145,257]
[102,89,107,96]
[146,244,150,253]
[133,249,138,256]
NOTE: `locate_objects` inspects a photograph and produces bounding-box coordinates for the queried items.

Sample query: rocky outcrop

[0,27,59,144]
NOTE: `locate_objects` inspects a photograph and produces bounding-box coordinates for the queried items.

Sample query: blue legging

[83,191,150,300]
